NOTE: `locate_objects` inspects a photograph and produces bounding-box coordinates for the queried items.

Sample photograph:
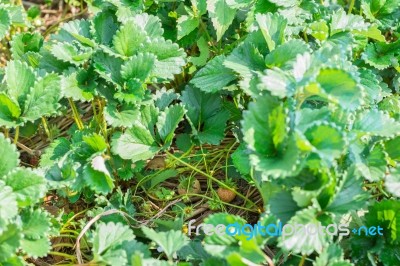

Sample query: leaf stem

[348,0,355,14]
[3,127,9,138]
[41,117,51,140]
[48,251,76,260]
[68,98,84,130]
[13,126,19,144]
[299,255,306,266]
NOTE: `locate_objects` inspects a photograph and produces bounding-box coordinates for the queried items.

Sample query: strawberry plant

[0,133,54,263]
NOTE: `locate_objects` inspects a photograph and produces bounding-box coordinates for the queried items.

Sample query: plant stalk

[68,98,84,130]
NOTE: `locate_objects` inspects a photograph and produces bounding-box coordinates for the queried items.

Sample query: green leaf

[307,20,329,41]
[92,9,119,45]
[316,68,363,110]
[264,39,310,69]
[302,122,345,165]
[177,15,199,40]
[255,13,287,51]
[153,87,179,111]
[0,133,19,178]
[92,222,135,258]
[189,37,210,66]
[353,109,400,137]
[242,95,301,179]
[352,141,387,182]
[0,8,11,40]
[380,244,400,266]
[385,166,400,197]
[149,169,179,190]
[207,0,236,41]
[51,42,93,66]
[182,86,229,145]
[83,156,114,194]
[142,227,189,260]
[359,68,386,104]
[326,169,369,214]
[132,13,164,38]
[278,207,329,255]
[0,224,21,261]
[354,25,385,42]
[21,209,51,239]
[198,109,230,145]
[61,68,96,101]
[191,55,236,93]
[142,38,186,80]
[232,144,251,176]
[5,60,36,106]
[224,40,265,95]
[0,93,21,127]
[365,200,400,243]
[269,190,301,224]
[258,68,294,98]
[10,32,43,61]
[113,22,147,57]
[20,237,51,258]
[93,50,124,85]
[4,168,47,207]
[6,5,28,27]
[23,73,61,121]
[362,40,400,70]
[0,181,18,224]
[202,213,250,257]
[122,239,150,260]
[111,127,160,163]
[330,9,369,35]
[121,52,156,81]
[156,104,185,146]
[38,43,72,73]
[55,19,95,47]
[314,244,352,266]
[104,103,139,128]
